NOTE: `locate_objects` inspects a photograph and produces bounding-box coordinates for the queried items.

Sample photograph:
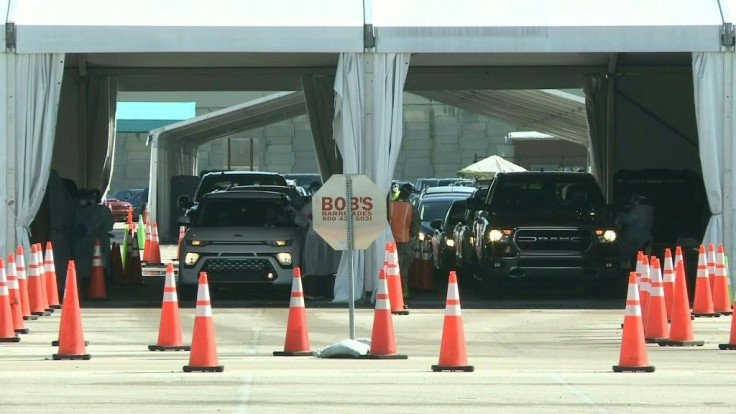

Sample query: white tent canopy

[457,155,527,179]
[3,0,736,296]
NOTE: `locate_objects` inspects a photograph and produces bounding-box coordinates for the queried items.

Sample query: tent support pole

[723,52,733,282]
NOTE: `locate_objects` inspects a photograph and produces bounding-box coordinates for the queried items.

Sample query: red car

[105,198,133,222]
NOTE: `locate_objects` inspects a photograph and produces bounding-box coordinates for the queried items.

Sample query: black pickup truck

[469,172,620,298]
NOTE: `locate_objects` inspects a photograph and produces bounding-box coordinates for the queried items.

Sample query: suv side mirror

[177,215,191,225]
[178,195,194,209]
[430,219,443,230]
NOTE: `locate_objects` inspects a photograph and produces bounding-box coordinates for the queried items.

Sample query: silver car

[178,190,303,296]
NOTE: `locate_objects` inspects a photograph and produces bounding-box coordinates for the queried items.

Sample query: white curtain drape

[692,51,736,283]
[332,52,411,302]
[14,53,66,256]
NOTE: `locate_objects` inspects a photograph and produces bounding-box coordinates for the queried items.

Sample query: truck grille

[201,258,277,283]
[514,228,592,253]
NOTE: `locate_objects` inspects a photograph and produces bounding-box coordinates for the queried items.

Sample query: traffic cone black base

[52,353,90,360]
[52,340,89,347]
[718,343,736,350]
[692,312,720,318]
[719,311,733,316]
[32,311,51,316]
[612,364,655,373]
[183,364,224,373]
[45,308,55,313]
[645,337,667,344]
[23,315,39,321]
[148,345,191,351]
[15,328,30,334]
[0,336,20,343]
[431,364,474,372]
[392,310,409,316]
[657,339,704,347]
[362,353,408,360]
[273,350,314,356]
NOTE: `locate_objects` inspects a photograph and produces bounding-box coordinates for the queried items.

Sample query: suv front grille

[201,258,277,283]
[514,228,592,253]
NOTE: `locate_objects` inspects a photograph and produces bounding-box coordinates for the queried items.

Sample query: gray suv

[178,189,303,296]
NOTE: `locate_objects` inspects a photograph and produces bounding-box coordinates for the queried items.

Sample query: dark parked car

[430,199,467,278]
[470,172,620,298]
[416,192,474,245]
[452,187,488,279]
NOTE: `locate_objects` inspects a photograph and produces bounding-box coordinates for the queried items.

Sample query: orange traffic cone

[692,245,719,318]
[274,267,314,356]
[149,263,190,351]
[6,254,28,334]
[149,222,162,265]
[176,226,186,261]
[44,242,61,309]
[639,255,651,317]
[13,249,36,321]
[0,259,21,342]
[414,240,435,291]
[127,206,134,230]
[366,269,407,359]
[659,261,704,346]
[27,244,50,317]
[88,239,107,300]
[675,245,685,268]
[712,244,732,315]
[34,244,53,313]
[385,242,408,315]
[126,239,144,286]
[644,258,669,343]
[662,248,675,321]
[143,220,152,262]
[707,242,716,292]
[183,272,224,372]
[111,242,125,285]
[612,272,654,372]
[432,271,474,372]
[53,261,90,360]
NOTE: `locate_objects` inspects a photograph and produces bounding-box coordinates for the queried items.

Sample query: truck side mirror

[178,195,193,209]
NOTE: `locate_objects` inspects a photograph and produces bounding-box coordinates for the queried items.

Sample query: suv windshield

[490,176,605,211]
[196,197,295,227]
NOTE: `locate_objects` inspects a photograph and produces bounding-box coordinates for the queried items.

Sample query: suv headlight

[597,229,617,243]
[276,252,292,266]
[445,239,455,247]
[418,232,426,241]
[184,252,200,266]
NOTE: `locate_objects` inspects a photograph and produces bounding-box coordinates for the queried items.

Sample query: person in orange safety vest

[388,184,420,298]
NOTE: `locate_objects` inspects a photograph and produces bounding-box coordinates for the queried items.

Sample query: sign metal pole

[346,175,356,340]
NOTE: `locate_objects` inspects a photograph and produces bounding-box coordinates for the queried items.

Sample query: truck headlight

[598,229,617,242]
[188,239,206,246]
[445,239,455,247]
[487,229,503,242]
[276,253,292,266]
[271,239,292,247]
[184,253,200,266]
[418,232,426,241]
